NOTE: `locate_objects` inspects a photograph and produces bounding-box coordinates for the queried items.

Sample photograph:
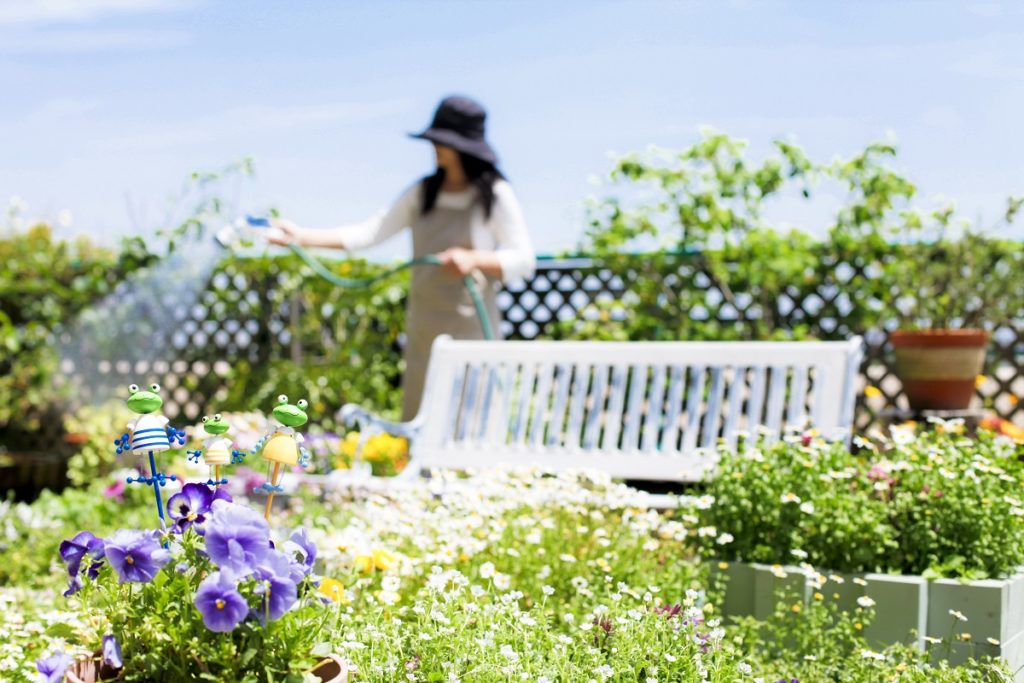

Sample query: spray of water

[56,159,256,417]
[57,235,226,410]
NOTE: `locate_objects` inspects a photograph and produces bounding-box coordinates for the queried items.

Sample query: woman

[268,95,535,420]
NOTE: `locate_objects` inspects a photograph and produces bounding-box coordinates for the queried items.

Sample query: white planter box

[713,560,1024,680]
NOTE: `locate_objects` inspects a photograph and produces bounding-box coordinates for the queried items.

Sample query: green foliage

[0,483,152,589]
[213,252,407,423]
[63,400,133,487]
[566,130,1023,341]
[0,469,1016,680]
[0,224,155,432]
[724,583,1010,682]
[693,425,1024,578]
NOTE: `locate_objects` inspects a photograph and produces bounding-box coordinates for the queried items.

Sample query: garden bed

[715,560,1024,676]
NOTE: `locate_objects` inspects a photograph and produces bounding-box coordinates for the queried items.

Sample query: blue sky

[2,0,1023,259]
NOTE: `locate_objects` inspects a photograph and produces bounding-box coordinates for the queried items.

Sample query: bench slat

[786,364,809,430]
[582,364,608,450]
[681,366,706,454]
[528,362,556,448]
[641,365,666,452]
[621,364,648,452]
[659,365,685,453]
[764,366,787,441]
[546,364,573,447]
[700,366,726,449]
[565,363,592,449]
[721,366,747,451]
[746,366,767,432]
[601,364,628,450]
[510,362,536,446]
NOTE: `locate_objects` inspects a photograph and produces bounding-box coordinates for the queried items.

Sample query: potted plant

[887,199,1022,411]
[696,425,1024,668]
[41,484,354,681]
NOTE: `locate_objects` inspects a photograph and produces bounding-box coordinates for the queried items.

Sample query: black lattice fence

[40,252,1024,434]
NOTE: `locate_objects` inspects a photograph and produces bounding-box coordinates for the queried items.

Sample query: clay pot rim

[890,328,989,348]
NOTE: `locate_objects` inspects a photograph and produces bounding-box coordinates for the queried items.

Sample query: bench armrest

[337,403,421,441]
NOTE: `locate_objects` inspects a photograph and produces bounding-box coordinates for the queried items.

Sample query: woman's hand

[438,247,479,277]
[265,218,303,247]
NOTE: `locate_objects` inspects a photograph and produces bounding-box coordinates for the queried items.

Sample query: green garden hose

[285,243,495,341]
[231,217,495,340]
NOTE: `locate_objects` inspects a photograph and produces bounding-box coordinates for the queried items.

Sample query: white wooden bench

[339,335,864,483]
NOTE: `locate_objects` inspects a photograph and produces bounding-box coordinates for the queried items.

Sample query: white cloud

[0,27,188,53]
[0,0,189,26]
[94,99,418,152]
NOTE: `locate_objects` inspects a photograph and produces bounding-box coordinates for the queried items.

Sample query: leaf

[309,642,332,658]
[45,622,78,640]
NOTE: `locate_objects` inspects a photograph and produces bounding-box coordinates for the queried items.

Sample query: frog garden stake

[251,395,310,522]
[186,413,246,488]
[114,383,186,530]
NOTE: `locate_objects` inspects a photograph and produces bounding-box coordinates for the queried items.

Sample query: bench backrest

[413,336,864,482]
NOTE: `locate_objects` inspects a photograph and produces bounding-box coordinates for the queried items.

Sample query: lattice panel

[46,255,1024,436]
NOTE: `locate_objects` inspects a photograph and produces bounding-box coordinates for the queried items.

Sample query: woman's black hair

[421,151,505,220]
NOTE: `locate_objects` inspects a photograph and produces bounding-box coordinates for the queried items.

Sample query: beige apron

[402,196,503,420]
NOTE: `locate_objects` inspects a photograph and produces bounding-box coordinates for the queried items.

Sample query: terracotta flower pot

[309,655,351,682]
[890,329,989,411]
[65,653,121,683]
[65,653,350,682]
[63,432,90,446]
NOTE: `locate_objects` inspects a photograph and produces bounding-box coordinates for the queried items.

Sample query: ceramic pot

[309,654,351,682]
[890,329,988,410]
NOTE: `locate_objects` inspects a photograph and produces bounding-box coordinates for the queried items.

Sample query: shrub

[692,423,1024,578]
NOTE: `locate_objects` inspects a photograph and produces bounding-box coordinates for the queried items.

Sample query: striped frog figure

[113,383,186,528]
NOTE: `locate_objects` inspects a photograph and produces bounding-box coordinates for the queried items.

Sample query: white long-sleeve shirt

[329,179,536,283]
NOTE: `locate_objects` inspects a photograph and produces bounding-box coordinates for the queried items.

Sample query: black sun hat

[409,95,498,165]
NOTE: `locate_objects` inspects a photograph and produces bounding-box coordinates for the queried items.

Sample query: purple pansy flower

[204,501,271,575]
[166,483,214,533]
[254,550,299,622]
[59,531,106,596]
[102,635,123,669]
[59,531,105,579]
[195,571,249,632]
[104,529,171,584]
[288,527,317,573]
[36,651,72,683]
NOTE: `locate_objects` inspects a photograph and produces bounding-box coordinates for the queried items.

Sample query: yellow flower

[317,577,348,603]
[864,385,883,399]
[976,375,988,389]
[813,592,823,601]
[354,548,397,573]
[718,561,729,570]
[790,603,801,613]
[372,548,397,570]
[854,622,862,631]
